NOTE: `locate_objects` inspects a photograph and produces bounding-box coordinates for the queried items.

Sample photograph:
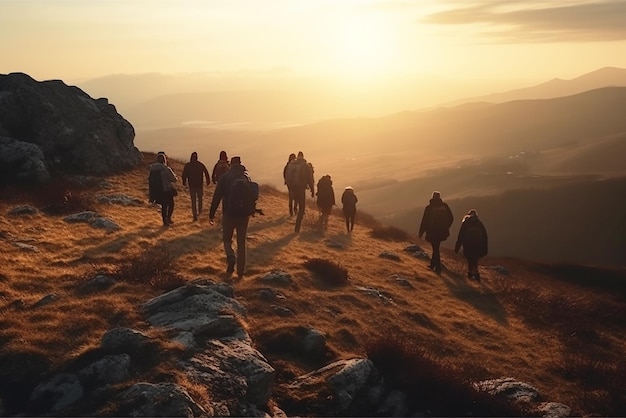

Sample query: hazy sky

[2,0,626,85]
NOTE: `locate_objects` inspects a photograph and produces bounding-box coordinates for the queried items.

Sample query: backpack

[213,160,230,183]
[148,169,163,204]
[227,176,259,217]
[464,220,483,247]
[430,204,451,231]
[285,160,309,187]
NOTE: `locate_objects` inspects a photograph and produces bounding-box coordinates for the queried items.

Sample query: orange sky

[2,1,626,97]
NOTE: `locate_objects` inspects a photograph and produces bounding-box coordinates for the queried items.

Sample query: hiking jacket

[341,189,358,213]
[286,158,315,193]
[419,197,454,243]
[182,158,210,188]
[209,163,249,218]
[455,215,488,258]
[212,160,230,184]
[316,177,335,211]
[149,162,177,193]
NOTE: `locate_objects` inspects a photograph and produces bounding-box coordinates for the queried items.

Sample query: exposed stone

[7,205,39,216]
[474,377,539,403]
[96,194,143,206]
[13,242,39,252]
[100,327,152,353]
[77,354,131,385]
[90,216,121,231]
[79,274,116,294]
[537,401,571,418]
[64,211,100,223]
[260,270,293,286]
[379,251,401,261]
[29,373,84,413]
[0,72,142,184]
[0,136,49,183]
[32,293,59,308]
[117,382,208,417]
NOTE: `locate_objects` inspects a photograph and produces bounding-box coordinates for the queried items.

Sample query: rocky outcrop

[0,72,141,184]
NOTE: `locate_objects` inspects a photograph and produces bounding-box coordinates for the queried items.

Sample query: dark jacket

[209,163,248,218]
[285,158,315,193]
[182,155,210,188]
[212,159,230,184]
[316,175,335,211]
[455,214,488,258]
[341,188,358,214]
[419,197,454,243]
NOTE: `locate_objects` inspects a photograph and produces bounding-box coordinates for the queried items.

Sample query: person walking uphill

[212,150,230,185]
[209,156,256,279]
[285,151,315,233]
[148,153,178,226]
[455,209,488,281]
[182,152,210,222]
[316,175,335,229]
[341,186,358,232]
[419,191,453,274]
[283,153,298,216]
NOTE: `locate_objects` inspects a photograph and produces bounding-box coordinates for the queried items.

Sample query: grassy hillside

[1,152,625,415]
[389,176,626,267]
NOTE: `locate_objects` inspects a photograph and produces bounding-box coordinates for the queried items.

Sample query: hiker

[455,209,488,281]
[283,153,298,216]
[182,151,210,222]
[209,156,257,279]
[418,191,454,274]
[285,151,315,233]
[148,152,178,226]
[316,175,335,229]
[341,186,358,232]
[212,150,230,185]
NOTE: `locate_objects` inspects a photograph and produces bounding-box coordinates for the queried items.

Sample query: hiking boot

[226,258,236,275]
[193,216,198,222]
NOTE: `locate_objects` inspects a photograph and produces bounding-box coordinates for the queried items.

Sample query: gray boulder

[0,72,142,184]
[117,382,209,417]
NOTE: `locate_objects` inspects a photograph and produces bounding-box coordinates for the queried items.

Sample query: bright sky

[2,0,626,85]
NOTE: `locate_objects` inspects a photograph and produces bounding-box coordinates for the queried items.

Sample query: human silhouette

[455,209,488,280]
[419,191,453,274]
[211,150,230,185]
[316,175,335,229]
[283,153,298,216]
[182,151,210,222]
[341,186,358,232]
[284,151,315,233]
[148,153,178,226]
[209,156,254,279]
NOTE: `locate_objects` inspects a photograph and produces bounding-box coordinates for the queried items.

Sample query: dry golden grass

[1,151,625,415]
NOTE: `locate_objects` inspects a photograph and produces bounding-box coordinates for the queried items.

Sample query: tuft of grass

[555,348,626,416]
[364,333,529,417]
[370,224,411,242]
[303,258,349,286]
[113,247,186,291]
[30,177,95,215]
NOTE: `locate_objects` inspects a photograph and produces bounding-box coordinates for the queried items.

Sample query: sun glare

[326,14,398,81]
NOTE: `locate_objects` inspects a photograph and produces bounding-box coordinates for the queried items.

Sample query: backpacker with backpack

[212,160,230,184]
[286,160,314,190]
[148,169,164,204]
[227,175,259,217]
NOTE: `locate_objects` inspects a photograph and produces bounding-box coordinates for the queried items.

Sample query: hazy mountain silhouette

[445,66,626,106]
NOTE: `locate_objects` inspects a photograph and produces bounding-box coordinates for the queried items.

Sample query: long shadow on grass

[439,268,508,325]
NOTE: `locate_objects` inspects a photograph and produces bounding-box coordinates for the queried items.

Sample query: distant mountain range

[77,67,626,131]
[445,66,626,106]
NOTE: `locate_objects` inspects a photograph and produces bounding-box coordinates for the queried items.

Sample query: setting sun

[325,14,399,80]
